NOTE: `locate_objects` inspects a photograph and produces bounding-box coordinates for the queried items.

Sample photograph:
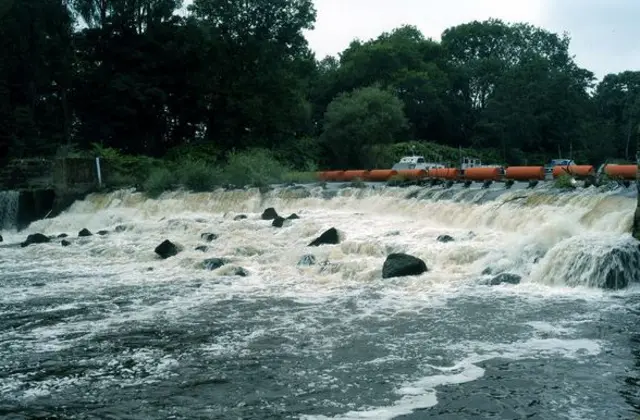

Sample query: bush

[178,160,222,192]
[554,173,577,189]
[222,148,291,187]
[144,168,176,198]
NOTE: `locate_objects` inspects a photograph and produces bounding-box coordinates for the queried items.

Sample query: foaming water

[1,184,639,419]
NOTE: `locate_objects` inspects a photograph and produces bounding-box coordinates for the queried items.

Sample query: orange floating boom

[365,169,398,182]
[339,170,369,182]
[604,164,637,180]
[464,167,502,181]
[396,169,428,180]
[505,166,545,181]
[318,170,344,182]
[552,165,594,179]
[428,168,460,180]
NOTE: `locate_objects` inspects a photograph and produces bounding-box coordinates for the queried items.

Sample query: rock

[272,216,286,228]
[154,239,181,259]
[21,233,51,247]
[115,225,127,233]
[0,234,2,242]
[234,214,248,221]
[233,267,249,277]
[261,207,279,220]
[297,254,316,266]
[195,245,208,252]
[78,228,92,237]
[308,228,341,247]
[201,233,218,242]
[97,230,109,236]
[382,253,428,279]
[202,258,227,270]
[482,267,493,275]
[57,233,68,238]
[61,239,71,247]
[286,213,300,220]
[437,235,454,243]
[488,273,521,286]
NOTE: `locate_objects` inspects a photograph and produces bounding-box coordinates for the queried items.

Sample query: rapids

[1,183,640,419]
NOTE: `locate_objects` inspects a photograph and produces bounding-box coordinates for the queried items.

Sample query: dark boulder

[0,234,2,242]
[115,225,127,233]
[57,233,68,238]
[21,233,51,247]
[201,233,218,242]
[233,267,249,277]
[261,207,279,220]
[488,273,521,286]
[195,245,208,252]
[286,213,300,220]
[382,253,428,279]
[308,228,341,247]
[202,258,228,270]
[272,216,286,228]
[78,228,92,237]
[437,235,454,243]
[297,254,316,266]
[61,239,71,247]
[154,239,181,259]
[97,230,109,236]
[234,214,248,221]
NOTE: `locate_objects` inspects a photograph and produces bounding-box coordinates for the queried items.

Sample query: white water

[0,185,638,418]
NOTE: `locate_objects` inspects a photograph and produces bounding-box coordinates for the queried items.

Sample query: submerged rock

[297,254,316,266]
[115,225,127,233]
[97,230,109,236]
[287,213,300,220]
[261,207,279,220]
[201,232,218,242]
[78,228,92,237]
[202,258,228,270]
[488,273,521,286]
[154,239,181,259]
[21,233,51,247]
[232,267,249,277]
[272,216,286,228]
[61,239,71,247]
[195,245,208,252]
[308,228,340,247]
[437,235,454,243]
[382,253,428,279]
[57,233,68,238]
[234,214,248,221]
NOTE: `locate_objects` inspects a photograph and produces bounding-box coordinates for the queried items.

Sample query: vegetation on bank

[1,1,639,173]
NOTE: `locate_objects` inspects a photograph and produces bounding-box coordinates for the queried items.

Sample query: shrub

[144,168,176,198]
[178,159,222,192]
[554,173,577,189]
[222,148,291,187]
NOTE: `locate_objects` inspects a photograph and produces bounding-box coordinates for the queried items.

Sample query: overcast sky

[304,0,640,80]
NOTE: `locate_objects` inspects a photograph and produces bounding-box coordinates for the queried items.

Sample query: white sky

[304,0,640,80]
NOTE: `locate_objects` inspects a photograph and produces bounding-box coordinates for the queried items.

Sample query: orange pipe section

[552,165,594,179]
[319,170,344,182]
[339,170,368,182]
[396,169,428,180]
[604,164,637,180]
[428,168,459,180]
[366,169,398,182]
[505,166,545,181]
[464,167,501,181]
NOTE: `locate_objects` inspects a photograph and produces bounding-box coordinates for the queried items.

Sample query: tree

[320,86,408,169]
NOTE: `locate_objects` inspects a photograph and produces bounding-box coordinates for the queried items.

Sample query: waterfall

[0,190,19,231]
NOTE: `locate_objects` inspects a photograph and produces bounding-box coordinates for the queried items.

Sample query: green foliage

[321,86,408,169]
[554,173,577,189]
[222,148,291,187]
[143,168,176,198]
[177,159,221,192]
